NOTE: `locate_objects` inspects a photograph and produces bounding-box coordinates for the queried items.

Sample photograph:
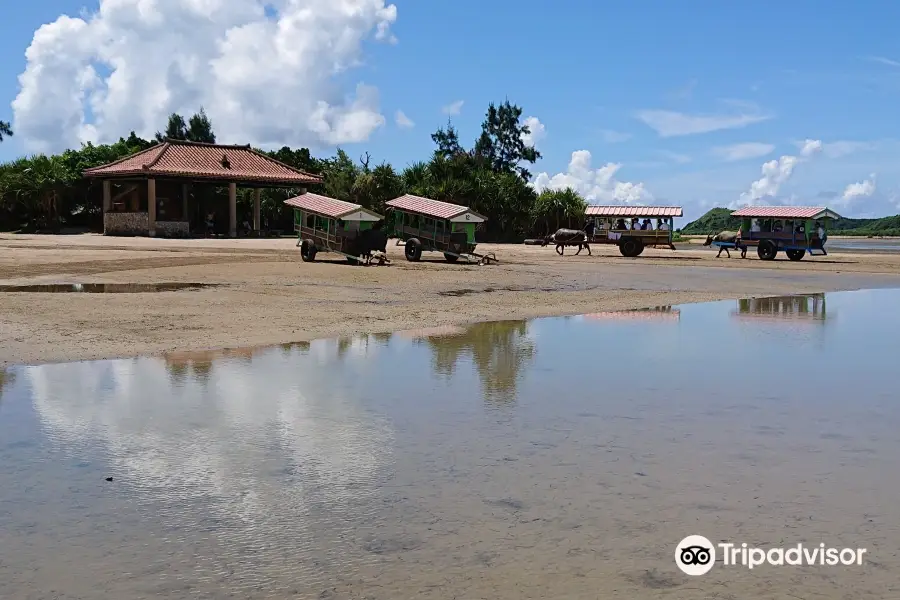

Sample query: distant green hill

[681,208,900,237]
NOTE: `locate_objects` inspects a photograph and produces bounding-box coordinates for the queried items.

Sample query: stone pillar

[253,189,261,232]
[182,183,189,222]
[147,178,157,237]
[102,180,111,235]
[229,182,237,237]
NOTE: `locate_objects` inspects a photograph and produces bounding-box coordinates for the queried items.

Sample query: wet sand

[3,232,900,366]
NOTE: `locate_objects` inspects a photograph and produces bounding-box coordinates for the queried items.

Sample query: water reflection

[0,368,15,402]
[583,306,680,321]
[0,282,217,293]
[417,320,536,403]
[732,294,828,323]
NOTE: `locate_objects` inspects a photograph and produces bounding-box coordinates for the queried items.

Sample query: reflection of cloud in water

[26,346,394,521]
[418,320,537,403]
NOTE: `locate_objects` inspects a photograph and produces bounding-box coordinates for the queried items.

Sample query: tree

[430,119,464,159]
[533,188,586,233]
[154,109,216,143]
[472,100,541,180]
[186,108,216,143]
[0,121,12,143]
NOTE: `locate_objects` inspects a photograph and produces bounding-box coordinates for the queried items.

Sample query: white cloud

[531,150,653,204]
[12,0,398,153]
[394,110,414,128]
[736,139,823,206]
[713,142,775,162]
[820,140,877,158]
[864,56,900,67]
[634,106,772,137]
[841,174,877,202]
[600,129,632,143]
[521,116,545,148]
[442,100,464,115]
[657,150,691,164]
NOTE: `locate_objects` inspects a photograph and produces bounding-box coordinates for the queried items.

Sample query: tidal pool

[1,290,898,599]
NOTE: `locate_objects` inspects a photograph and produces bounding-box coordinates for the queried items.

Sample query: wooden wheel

[757,240,778,261]
[443,252,459,262]
[405,238,422,261]
[619,238,644,257]
[300,239,317,262]
[786,249,805,261]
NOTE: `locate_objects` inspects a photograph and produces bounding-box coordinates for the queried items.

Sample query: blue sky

[3,0,900,221]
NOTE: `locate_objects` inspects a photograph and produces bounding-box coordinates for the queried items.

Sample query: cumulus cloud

[713,142,774,162]
[521,116,545,148]
[11,0,399,153]
[531,150,652,204]
[442,100,464,115]
[737,139,822,206]
[634,104,771,137]
[841,174,877,203]
[394,110,414,128]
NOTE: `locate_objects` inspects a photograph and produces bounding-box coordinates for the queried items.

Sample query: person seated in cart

[630,217,640,230]
[615,218,627,230]
[657,219,669,231]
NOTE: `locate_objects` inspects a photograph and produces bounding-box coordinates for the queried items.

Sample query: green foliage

[155,108,216,143]
[0,121,12,143]
[0,99,577,241]
[680,208,742,235]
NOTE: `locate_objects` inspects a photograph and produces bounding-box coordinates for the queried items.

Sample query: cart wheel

[757,240,778,261]
[786,249,805,261]
[300,239,317,262]
[405,238,422,261]
[619,238,644,257]
[444,252,459,263]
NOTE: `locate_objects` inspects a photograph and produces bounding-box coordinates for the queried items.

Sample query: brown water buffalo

[541,228,591,255]
[703,231,747,258]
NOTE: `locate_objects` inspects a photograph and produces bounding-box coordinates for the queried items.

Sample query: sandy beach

[3,232,900,366]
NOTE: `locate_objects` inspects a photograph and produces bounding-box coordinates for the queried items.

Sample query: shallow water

[828,238,900,251]
[1,290,899,599]
[0,282,217,293]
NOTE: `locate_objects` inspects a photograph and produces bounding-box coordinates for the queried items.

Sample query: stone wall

[155,220,191,238]
[103,213,190,237]
[104,212,149,236]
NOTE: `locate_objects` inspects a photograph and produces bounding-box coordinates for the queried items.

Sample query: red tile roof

[585,205,683,217]
[284,193,382,219]
[730,206,841,219]
[385,194,486,220]
[83,139,322,185]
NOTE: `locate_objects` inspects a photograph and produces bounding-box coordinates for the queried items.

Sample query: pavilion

[83,139,322,237]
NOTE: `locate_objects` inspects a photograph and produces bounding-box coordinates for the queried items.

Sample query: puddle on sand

[1,289,899,599]
[0,282,218,293]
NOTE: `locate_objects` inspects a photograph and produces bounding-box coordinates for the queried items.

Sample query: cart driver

[584,219,596,238]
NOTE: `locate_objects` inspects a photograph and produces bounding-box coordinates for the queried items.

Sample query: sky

[3,0,900,222]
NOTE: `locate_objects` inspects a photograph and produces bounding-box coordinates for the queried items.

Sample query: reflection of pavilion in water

[732,294,828,323]
[413,321,536,403]
[583,306,680,321]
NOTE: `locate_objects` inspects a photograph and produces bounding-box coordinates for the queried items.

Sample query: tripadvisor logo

[675,535,867,575]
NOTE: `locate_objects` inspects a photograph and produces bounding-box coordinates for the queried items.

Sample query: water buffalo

[352,223,389,265]
[541,228,591,255]
[703,231,747,258]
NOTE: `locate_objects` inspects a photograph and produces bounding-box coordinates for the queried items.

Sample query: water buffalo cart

[709,206,841,261]
[584,205,683,257]
[384,194,496,264]
[285,193,389,265]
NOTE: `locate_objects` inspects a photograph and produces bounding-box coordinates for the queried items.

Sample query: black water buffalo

[541,228,591,255]
[703,231,747,258]
[352,223,389,265]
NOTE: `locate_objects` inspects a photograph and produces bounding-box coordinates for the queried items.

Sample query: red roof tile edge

[82,139,322,183]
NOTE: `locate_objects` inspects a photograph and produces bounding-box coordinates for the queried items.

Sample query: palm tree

[0,121,12,142]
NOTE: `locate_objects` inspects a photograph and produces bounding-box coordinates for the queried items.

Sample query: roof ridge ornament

[220,153,231,169]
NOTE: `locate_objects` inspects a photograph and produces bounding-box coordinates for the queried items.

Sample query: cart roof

[730,206,842,220]
[284,193,383,221]
[585,205,683,218]
[385,194,487,222]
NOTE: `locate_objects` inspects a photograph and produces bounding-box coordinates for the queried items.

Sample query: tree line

[0,102,588,240]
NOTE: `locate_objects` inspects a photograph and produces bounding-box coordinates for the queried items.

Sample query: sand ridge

[2,233,900,366]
